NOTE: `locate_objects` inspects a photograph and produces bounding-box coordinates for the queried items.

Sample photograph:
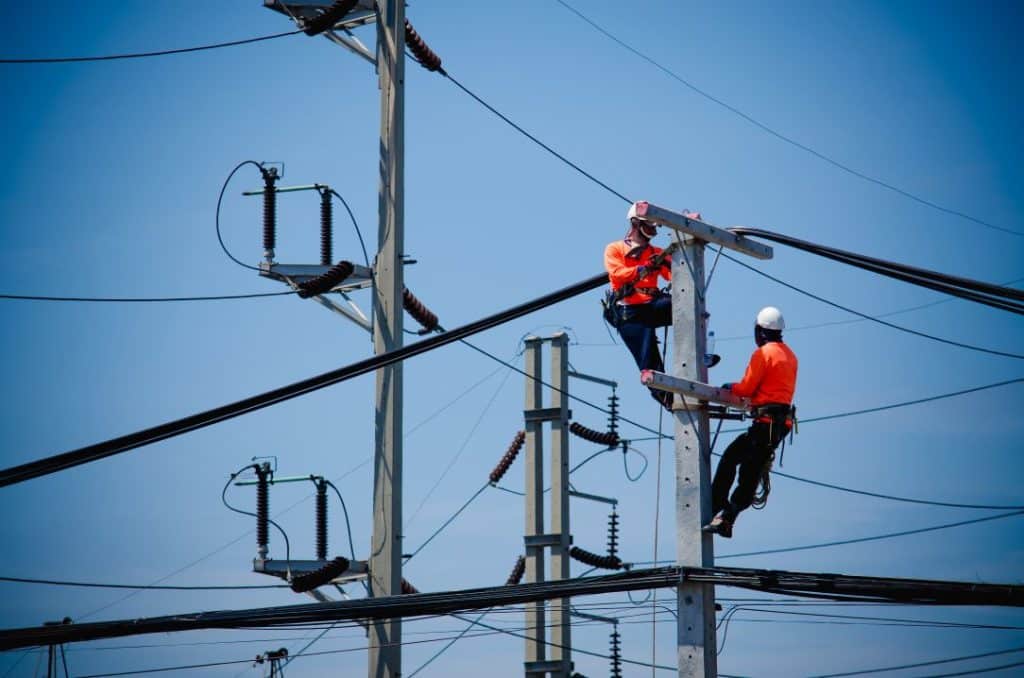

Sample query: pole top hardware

[630,201,773,260]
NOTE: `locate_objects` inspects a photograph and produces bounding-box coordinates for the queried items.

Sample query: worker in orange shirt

[604,203,700,410]
[704,306,797,538]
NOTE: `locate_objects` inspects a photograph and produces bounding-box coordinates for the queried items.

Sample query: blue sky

[1,1,1022,676]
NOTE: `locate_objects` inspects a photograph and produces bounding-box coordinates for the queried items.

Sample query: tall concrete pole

[369,0,405,675]
[671,237,717,676]
[522,337,546,671]
[549,333,572,677]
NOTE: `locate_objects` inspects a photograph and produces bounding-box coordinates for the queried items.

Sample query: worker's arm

[728,349,765,398]
[604,243,645,287]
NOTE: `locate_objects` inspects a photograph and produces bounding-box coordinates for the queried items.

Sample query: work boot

[704,353,721,368]
[702,510,733,538]
[649,388,673,412]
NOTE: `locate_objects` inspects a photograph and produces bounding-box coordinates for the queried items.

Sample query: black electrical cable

[221,466,291,567]
[0,291,296,302]
[722,252,1024,359]
[72,657,254,678]
[329,189,369,268]
[730,227,1024,310]
[0,575,287,591]
[404,482,490,563]
[0,30,303,64]
[718,509,1024,560]
[809,646,1024,678]
[216,161,265,272]
[552,0,1023,239]
[0,272,607,488]
[323,481,357,562]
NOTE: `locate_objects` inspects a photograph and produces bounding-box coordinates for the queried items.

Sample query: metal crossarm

[630,201,773,260]
[640,370,751,410]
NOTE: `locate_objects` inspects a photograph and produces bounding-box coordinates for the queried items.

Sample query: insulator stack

[261,167,279,263]
[290,556,350,593]
[506,555,526,586]
[315,479,328,561]
[569,421,619,447]
[489,431,526,484]
[319,188,332,266]
[569,546,623,571]
[405,19,443,72]
[609,628,623,678]
[302,0,359,36]
[401,578,419,595]
[607,390,619,438]
[297,260,354,298]
[255,464,270,559]
[402,287,440,334]
[607,510,619,560]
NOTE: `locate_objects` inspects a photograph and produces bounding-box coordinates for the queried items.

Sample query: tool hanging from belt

[750,403,797,511]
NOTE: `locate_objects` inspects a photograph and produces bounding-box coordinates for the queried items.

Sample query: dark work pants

[616,294,672,373]
[711,419,789,521]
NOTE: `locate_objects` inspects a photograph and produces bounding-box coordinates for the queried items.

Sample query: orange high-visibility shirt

[604,240,672,306]
[730,341,798,406]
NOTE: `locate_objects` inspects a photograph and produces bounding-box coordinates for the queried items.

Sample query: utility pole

[634,201,772,677]
[522,334,572,677]
[369,0,405,675]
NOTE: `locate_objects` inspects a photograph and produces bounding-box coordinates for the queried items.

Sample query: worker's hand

[684,211,702,221]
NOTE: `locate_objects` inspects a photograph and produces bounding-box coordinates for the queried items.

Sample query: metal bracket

[253,558,369,584]
[263,0,378,31]
[567,369,617,389]
[568,489,617,506]
[630,201,773,260]
[525,660,574,674]
[524,533,571,548]
[523,407,571,423]
[641,370,751,410]
[325,28,376,65]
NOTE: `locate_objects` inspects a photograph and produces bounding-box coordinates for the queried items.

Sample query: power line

[0,30,303,64]
[0,575,287,591]
[0,291,295,302]
[551,0,1023,238]
[722,252,1024,359]
[0,272,607,488]
[718,510,1024,560]
[808,645,1024,678]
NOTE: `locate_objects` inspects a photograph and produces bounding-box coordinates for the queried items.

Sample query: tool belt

[633,286,660,297]
[752,403,795,426]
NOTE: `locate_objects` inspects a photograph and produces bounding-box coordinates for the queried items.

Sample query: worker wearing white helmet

[603,202,705,410]
[704,306,798,538]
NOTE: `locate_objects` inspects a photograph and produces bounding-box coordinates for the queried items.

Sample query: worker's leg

[711,432,752,516]
[617,304,664,372]
[728,422,774,519]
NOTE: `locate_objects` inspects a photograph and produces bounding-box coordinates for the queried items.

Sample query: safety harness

[601,242,677,327]
[750,403,797,510]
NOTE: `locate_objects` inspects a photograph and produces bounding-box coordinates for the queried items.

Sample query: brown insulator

[402,287,440,333]
[569,421,619,447]
[489,431,526,484]
[297,260,354,298]
[506,555,526,586]
[569,546,623,571]
[302,0,359,36]
[290,556,351,593]
[405,19,443,72]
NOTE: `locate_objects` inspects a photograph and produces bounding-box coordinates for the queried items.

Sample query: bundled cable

[569,421,619,447]
[403,287,440,334]
[506,555,526,586]
[301,0,359,36]
[296,260,354,298]
[289,556,350,593]
[489,431,526,484]
[731,228,1024,315]
[405,19,443,73]
[570,546,624,571]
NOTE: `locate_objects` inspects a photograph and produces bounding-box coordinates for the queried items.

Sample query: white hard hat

[756,306,785,331]
[627,201,650,222]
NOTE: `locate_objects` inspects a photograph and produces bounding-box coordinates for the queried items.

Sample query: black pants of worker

[616,294,671,372]
[616,294,672,405]
[711,418,789,521]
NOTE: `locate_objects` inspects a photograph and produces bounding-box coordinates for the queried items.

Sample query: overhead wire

[551,0,1023,238]
[0,291,296,302]
[0,576,287,591]
[808,645,1024,678]
[0,30,303,64]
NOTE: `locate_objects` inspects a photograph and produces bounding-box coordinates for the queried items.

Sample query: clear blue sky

[1,1,1022,676]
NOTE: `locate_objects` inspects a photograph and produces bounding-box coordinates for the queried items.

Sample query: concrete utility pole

[633,202,772,677]
[369,0,405,676]
[522,334,572,677]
